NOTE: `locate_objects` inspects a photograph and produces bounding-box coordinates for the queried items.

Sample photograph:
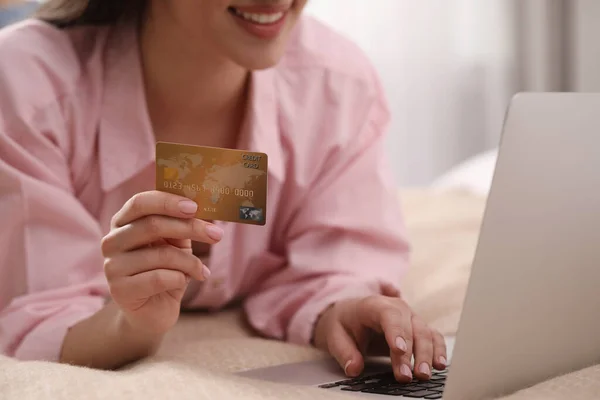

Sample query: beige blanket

[1,189,598,399]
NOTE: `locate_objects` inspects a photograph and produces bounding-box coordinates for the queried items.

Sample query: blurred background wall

[305,0,600,186]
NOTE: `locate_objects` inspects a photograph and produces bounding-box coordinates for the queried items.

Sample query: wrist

[114,307,164,356]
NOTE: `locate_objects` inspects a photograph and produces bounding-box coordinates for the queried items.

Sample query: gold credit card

[156,142,268,225]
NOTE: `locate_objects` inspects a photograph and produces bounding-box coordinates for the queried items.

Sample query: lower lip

[230,10,288,39]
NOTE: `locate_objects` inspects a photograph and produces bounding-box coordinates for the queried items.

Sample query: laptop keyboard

[318,368,448,398]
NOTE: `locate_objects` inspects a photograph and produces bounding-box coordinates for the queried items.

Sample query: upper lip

[229,4,291,14]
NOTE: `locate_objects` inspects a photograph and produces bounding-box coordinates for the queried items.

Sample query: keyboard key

[390,390,416,396]
[318,383,339,389]
[382,384,412,391]
[340,383,381,392]
[333,378,358,385]
[425,394,443,399]
[368,372,397,383]
[367,389,413,396]
[351,376,372,383]
[421,382,444,389]
[363,378,384,384]
[399,384,426,392]
[403,390,443,398]
[337,373,388,385]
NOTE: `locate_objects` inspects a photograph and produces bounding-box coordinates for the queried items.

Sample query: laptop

[237,93,600,399]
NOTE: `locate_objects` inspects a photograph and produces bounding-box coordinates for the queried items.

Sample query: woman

[0,0,447,381]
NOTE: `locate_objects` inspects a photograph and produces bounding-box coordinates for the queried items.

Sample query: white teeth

[232,8,284,24]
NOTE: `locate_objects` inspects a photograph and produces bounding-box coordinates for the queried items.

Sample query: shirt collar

[244,68,285,181]
[99,24,285,193]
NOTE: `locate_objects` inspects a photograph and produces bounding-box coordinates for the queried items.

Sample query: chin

[230,46,287,70]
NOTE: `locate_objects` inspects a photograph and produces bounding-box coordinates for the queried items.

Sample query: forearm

[59,301,164,370]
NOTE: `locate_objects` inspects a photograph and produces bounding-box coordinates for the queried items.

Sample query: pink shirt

[0,17,409,362]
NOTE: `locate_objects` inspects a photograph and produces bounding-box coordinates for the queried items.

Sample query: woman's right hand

[100,190,223,336]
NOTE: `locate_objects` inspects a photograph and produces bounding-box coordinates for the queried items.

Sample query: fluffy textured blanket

[0,189,598,399]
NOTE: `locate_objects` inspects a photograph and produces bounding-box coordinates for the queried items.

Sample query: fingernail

[344,360,352,375]
[419,362,431,377]
[185,275,191,283]
[205,224,224,241]
[400,364,412,379]
[178,200,198,214]
[395,336,407,352]
[202,265,211,278]
[439,356,447,367]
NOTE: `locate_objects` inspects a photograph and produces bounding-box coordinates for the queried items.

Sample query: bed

[1,151,598,400]
[431,148,498,197]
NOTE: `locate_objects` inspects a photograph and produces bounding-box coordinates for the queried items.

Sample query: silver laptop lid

[444,93,600,400]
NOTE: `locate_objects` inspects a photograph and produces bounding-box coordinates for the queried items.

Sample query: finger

[111,191,199,228]
[356,297,413,381]
[102,215,222,256]
[358,296,412,354]
[110,268,189,300]
[385,333,412,383]
[356,297,413,355]
[397,342,414,382]
[386,310,413,382]
[104,245,209,282]
[165,238,192,251]
[411,316,434,380]
[432,330,448,371]
[326,322,365,377]
[147,238,192,253]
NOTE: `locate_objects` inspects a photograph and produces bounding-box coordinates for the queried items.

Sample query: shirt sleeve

[0,100,108,361]
[244,66,411,345]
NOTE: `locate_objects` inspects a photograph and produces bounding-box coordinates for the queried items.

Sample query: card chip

[163,167,179,180]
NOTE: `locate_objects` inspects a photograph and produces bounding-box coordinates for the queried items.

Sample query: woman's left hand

[313,295,447,382]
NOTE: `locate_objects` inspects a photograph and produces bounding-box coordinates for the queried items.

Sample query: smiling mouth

[227,7,286,25]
